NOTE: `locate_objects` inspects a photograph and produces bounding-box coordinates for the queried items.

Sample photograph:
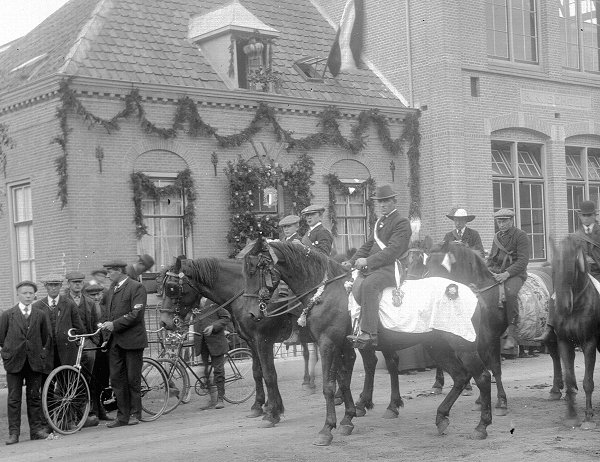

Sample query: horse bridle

[243,253,279,316]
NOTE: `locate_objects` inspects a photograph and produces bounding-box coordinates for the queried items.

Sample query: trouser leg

[504,276,524,325]
[23,363,44,435]
[211,354,226,399]
[125,349,144,420]
[6,370,24,436]
[109,345,129,423]
[81,349,97,414]
[359,271,395,334]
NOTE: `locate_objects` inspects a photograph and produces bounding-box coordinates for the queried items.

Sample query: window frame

[565,145,600,232]
[332,179,369,257]
[559,0,600,73]
[8,180,36,284]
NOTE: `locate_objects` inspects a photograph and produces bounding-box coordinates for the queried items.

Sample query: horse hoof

[468,429,488,440]
[564,418,579,429]
[355,407,366,418]
[581,421,596,430]
[382,409,399,419]
[338,424,354,435]
[246,408,264,418]
[313,433,333,446]
[258,420,276,428]
[430,387,443,395]
[548,391,562,401]
[437,417,450,435]
[494,407,508,416]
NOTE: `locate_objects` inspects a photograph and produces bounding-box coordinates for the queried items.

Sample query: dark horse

[160,256,298,428]
[552,234,600,429]
[244,237,492,440]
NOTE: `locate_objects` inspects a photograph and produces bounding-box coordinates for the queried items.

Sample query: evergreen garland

[0,123,15,178]
[323,174,376,237]
[402,111,422,219]
[130,169,196,239]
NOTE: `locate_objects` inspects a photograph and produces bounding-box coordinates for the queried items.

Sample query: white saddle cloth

[348,276,478,342]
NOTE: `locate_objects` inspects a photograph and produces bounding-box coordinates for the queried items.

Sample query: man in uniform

[535,200,600,343]
[486,209,530,350]
[343,185,412,348]
[100,259,147,428]
[300,205,334,256]
[126,254,155,281]
[442,208,485,257]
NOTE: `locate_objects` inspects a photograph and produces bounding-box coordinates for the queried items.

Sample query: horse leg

[313,340,338,446]
[458,350,492,439]
[255,338,285,427]
[546,333,563,400]
[336,340,357,435]
[309,343,319,389]
[382,349,403,419]
[580,341,597,430]
[558,339,579,427]
[355,348,377,417]
[431,367,444,394]
[247,342,266,418]
[301,341,312,387]
[487,336,507,416]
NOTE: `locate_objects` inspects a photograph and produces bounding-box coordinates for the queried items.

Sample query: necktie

[51,300,56,310]
[23,306,29,318]
[458,230,462,238]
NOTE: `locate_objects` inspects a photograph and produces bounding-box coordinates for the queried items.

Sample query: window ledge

[560,69,600,87]
[485,59,547,79]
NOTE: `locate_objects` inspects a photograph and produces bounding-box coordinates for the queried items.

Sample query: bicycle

[149,328,255,414]
[41,327,170,434]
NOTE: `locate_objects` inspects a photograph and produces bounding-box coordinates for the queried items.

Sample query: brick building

[317,0,600,261]
[0,0,413,303]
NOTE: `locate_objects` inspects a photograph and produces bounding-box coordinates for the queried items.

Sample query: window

[236,36,274,90]
[138,177,186,271]
[565,146,600,232]
[11,183,35,281]
[486,0,538,63]
[559,0,600,72]
[333,181,368,256]
[491,141,546,260]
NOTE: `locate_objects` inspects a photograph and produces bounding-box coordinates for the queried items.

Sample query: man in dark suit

[300,205,334,256]
[193,299,233,409]
[0,281,51,444]
[487,208,530,350]
[343,185,412,348]
[100,259,148,428]
[442,208,484,257]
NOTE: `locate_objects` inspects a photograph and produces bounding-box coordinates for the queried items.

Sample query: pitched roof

[0,0,405,109]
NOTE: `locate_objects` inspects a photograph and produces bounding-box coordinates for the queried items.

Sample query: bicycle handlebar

[68,326,103,341]
[146,327,166,335]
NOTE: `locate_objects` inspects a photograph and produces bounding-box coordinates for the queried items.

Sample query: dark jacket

[65,292,101,346]
[574,224,600,277]
[487,226,529,279]
[0,304,52,374]
[350,210,412,275]
[285,232,301,242]
[33,296,84,373]
[104,277,148,350]
[442,227,485,257]
[301,223,333,256]
[193,304,233,357]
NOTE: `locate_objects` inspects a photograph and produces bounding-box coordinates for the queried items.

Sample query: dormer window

[294,57,326,82]
[235,34,280,91]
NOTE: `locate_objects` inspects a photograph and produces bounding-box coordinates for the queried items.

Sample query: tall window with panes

[138,177,186,271]
[333,182,368,256]
[565,146,600,232]
[11,183,35,281]
[491,141,546,260]
[486,0,539,63]
[559,0,600,72]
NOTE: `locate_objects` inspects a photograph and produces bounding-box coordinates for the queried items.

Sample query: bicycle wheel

[156,358,189,414]
[42,365,90,435]
[140,357,169,421]
[222,348,255,404]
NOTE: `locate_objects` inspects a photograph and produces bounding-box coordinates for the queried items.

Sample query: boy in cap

[343,185,412,348]
[300,205,333,256]
[1,281,51,444]
[279,214,302,242]
[442,208,484,257]
[486,208,530,350]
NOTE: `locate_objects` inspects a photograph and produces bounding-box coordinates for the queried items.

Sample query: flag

[326,0,364,77]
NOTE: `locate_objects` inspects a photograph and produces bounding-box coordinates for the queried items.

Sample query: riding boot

[532,325,554,343]
[503,324,518,350]
[284,325,299,346]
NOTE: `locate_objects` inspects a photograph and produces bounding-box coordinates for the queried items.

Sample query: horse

[552,234,600,429]
[423,242,561,414]
[159,256,296,428]
[243,237,492,441]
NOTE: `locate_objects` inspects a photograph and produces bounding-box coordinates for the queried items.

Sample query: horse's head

[426,242,491,287]
[159,256,203,330]
[552,234,587,313]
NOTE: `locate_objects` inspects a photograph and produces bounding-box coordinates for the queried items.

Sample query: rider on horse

[486,208,530,350]
[343,185,412,349]
[442,208,484,257]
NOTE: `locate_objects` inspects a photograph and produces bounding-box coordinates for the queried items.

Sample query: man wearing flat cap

[343,185,412,348]
[300,205,334,256]
[0,281,52,444]
[100,259,147,427]
[442,208,484,257]
[126,254,155,281]
[279,215,302,242]
[487,208,530,350]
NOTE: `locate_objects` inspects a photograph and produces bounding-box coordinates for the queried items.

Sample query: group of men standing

[0,255,154,444]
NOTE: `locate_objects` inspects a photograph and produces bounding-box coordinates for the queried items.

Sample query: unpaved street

[2,352,600,462]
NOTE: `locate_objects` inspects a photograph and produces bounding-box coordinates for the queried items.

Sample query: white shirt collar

[115,277,128,289]
[18,302,31,314]
[309,222,321,232]
[457,227,466,234]
[48,295,60,305]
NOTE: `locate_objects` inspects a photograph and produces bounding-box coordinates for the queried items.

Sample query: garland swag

[324,174,376,237]
[0,123,15,179]
[131,169,196,240]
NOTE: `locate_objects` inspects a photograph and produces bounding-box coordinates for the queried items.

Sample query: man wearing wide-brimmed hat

[487,208,530,350]
[342,184,412,348]
[300,205,334,256]
[442,207,484,257]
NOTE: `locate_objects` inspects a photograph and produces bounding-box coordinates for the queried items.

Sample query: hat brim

[446,214,475,222]
[373,194,397,201]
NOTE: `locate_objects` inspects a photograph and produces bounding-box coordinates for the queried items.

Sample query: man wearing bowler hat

[442,208,484,257]
[342,185,412,348]
[100,259,147,427]
[300,205,334,256]
[126,254,155,281]
[535,200,600,343]
[487,208,530,350]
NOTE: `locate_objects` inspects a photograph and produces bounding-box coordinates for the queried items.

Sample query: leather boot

[215,398,224,409]
[503,324,517,350]
[284,327,299,346]
[533,325,553,343]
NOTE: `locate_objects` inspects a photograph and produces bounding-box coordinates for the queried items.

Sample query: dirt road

[2,352,600,462]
